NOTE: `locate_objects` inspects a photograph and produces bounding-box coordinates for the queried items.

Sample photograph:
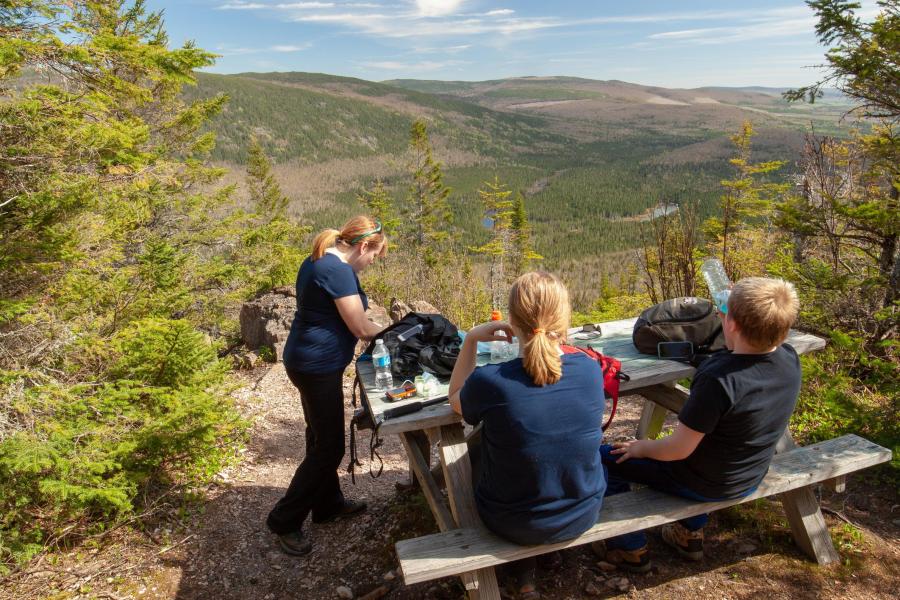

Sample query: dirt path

[3,363,898,599]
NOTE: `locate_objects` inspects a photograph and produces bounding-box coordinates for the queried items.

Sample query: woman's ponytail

[509,272,571,386]
[311,229,341,260]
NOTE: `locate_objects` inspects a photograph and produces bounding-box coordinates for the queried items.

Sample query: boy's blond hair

[727,277,799,350]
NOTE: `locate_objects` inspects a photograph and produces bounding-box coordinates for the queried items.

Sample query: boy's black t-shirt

[671,344,801,499]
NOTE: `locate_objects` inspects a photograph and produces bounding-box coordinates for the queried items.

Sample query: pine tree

[510,192,542,278]
[357,178,399,236]
[404,118,452,268]
[704,121,789,277]
[246,136,288,218]
[472,177,514,309]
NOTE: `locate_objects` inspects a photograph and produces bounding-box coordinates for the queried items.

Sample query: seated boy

[598,277,801,572]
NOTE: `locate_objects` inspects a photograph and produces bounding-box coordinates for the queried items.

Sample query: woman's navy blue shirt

[460,353,607,545]
[282,253,368,374]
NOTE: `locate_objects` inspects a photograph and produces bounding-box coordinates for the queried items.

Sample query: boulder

[239,288,295,351]
[389,298,439,322]
[410,300,439,314]
[389,298,411,322]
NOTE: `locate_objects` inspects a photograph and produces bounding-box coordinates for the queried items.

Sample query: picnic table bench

[356,317,892,599]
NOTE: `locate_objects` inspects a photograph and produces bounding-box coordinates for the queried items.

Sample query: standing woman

[267,215,387,556]
[448,272,607,599]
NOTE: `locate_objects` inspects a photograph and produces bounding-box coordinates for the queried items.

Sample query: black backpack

[363,312,462,379]
[632,297,726,356]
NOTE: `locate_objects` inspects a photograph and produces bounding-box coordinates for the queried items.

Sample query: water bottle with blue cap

[701,258,732,314]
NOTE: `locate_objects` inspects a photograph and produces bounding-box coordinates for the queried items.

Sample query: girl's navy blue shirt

[460,353,607,545]
[282,253,368,374]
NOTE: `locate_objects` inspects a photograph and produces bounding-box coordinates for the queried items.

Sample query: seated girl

[449,272,607,599]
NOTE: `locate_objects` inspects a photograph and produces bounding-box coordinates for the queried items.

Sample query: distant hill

[186,71,858,291]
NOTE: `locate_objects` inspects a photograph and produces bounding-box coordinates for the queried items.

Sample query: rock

[735,542,757,554]
[271,285,296,297]
[382,570,395,581]
[584,581,602,596]
[231,350,259,370]
[366,303,390,328]
[239,288,295,350]
[410,300,439,314]
[606,576,630,592]
[596,560,617,572]
[389,298,411,322]
[336,585,354,599]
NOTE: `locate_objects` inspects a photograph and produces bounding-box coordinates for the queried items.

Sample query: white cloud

[360,59,466,71]
[414,43,471,54]
[484,9,514,17]
[217,1,267,9]
[415,0,464,17]
[648,16,818,45]
[217,42,311,55]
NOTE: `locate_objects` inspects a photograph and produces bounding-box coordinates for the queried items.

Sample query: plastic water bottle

[372,339,393,391]
[701,258,732,314]
[489,309,511,362]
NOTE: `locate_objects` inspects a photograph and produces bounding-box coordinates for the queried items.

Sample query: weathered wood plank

[437,425,501,600]
[396,435,890,583]
[636,401,668,440]
[773,430,841,564]
[399,432,454,532]
[780,486,841,565]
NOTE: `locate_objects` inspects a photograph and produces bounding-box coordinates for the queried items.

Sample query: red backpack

[561,344,629,431]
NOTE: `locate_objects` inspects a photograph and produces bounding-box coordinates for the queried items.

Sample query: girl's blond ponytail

[508,272,571,386]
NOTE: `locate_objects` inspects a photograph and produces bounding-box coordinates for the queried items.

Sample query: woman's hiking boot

[276,530,312,556]
[661,523,704,561]
[311,498,368,524]
[590,541,652,573]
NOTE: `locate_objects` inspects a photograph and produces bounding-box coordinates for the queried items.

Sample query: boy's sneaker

[590,541,652,573]
[661,523,704,561]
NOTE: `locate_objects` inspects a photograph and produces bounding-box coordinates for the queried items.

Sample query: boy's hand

[611,439,650,463]
[465,321,514,344]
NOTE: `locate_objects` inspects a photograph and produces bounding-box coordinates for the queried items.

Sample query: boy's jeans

[600,445,753,551]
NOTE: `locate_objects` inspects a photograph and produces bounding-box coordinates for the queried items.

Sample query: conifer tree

[704,121,789,277]
[510,192,542,278]
[357,178,399,236]
[246,136,289,218]
[404,118,452,267]
[472,177,514,309]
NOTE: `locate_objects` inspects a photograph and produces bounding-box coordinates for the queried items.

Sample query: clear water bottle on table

[372,338,393,391]
[488,309,512,362]
[701,258,732,314]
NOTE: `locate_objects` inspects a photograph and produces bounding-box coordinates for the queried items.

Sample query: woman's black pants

[266,367,346,535]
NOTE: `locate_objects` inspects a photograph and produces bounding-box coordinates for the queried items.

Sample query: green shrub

[791,331,899,479]
[0,318,245,572]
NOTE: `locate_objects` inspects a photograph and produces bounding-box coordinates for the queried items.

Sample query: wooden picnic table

[356,317,827,599]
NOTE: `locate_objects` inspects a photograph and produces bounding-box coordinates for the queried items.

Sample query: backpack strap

[560,344,626,431]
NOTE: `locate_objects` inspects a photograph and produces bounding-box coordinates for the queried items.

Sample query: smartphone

[657,341,694,361]
[385,382,417,402]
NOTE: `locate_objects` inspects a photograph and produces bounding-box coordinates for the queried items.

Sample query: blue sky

[146,0,879,87]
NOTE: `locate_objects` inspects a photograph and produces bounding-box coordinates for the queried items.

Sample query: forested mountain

[190,71,856,280]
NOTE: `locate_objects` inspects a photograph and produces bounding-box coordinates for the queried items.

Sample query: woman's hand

[464,321,515,344]
[610,439,650,463]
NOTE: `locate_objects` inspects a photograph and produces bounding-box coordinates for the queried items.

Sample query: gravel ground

[3,362,897,600]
